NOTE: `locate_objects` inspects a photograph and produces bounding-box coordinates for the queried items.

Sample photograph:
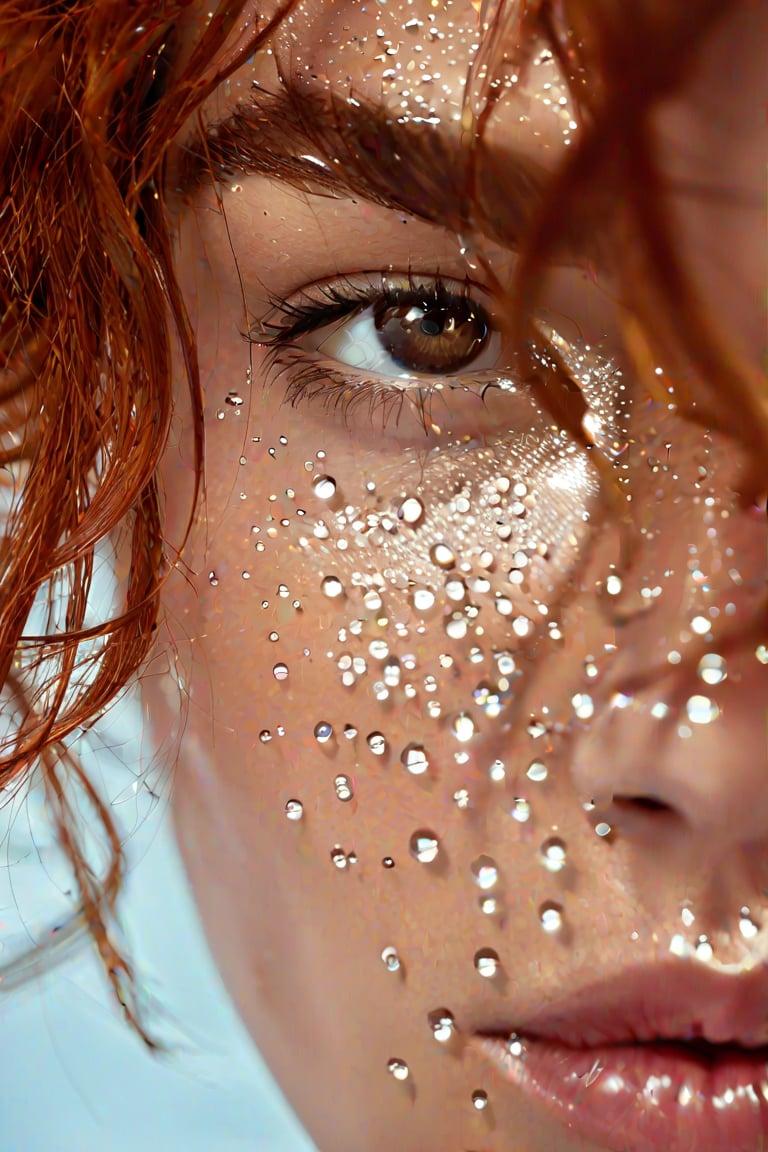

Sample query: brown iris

[373,291,489,374]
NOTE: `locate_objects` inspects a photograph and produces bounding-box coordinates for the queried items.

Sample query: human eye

[251,273,515,442]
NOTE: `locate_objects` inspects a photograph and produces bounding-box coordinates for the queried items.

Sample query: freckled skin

[146,4,768,1151]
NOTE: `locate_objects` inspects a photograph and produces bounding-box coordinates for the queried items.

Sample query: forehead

[187,0,574,166]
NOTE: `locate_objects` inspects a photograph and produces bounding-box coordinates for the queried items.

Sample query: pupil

[375,293,488,374]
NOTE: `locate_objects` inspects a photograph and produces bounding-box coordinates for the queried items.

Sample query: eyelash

[249,275,496,431]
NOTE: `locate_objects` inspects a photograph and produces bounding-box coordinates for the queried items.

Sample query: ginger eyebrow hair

[178,81,588,257]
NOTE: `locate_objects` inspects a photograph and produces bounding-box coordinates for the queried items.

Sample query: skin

[145,3,768,1150]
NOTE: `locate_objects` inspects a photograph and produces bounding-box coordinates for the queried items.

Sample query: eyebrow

[178,82,589,258]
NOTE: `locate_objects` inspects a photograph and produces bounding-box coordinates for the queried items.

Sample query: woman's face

[150,3,768,1150]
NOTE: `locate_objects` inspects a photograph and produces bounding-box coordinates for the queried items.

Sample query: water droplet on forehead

[284,799,304,821]
[400,743,430,775]
[539,901,564,932]
[321,575,344,598]
[427,1008,455,1043]
[409,830,440,863]
[312,475,337,499]
[314,721,334,743]
[387,1058,409,1081]
[474,948,501,978]
[381,946,401,971]
[272,662,289,680]
[698,653,727,684]
[471,855,499,889]
[540,836,568,873]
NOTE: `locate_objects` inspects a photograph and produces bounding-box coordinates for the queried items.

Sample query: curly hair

[1,0,765,1045]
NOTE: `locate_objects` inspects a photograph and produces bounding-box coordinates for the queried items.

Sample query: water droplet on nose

[685,694,719,724]
[539,901,564,932]
[409,830,440,863]
[321,575,344,598]
[472,1090,489,1111]
[381,946,401,971]
[367,732,387,755]
[284,799,304,821]
[400,743,430,775]
[312,475,336,499]
[427,1008,455,1043]
[540,837,568,873]
[273,663,289,680]
[314,721,334,743]
[430,542,456,568]
[387,1058,409,1081]
[334,775,354,801]
[398,496,424,524]
[698,653,727,685]
[471,855,499,890]
[474,948,501,978]
[526,760,548,782]
[451,713,476,742]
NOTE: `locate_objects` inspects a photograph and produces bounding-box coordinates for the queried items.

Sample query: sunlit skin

[145,3,768,1150]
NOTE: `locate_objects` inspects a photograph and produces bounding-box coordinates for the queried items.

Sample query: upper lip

[473,961,768,1049]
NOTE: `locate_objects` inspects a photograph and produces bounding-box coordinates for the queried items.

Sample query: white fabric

[0,691,318,1152]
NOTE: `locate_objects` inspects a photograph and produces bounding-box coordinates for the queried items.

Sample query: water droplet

[412,587,436,611]
[453,788,471,809]
[314,721,334,743]
[471,855,499,890]
[330,847,349,869]
[690,614,711,636]
[686,694,719,724]
[474,948,501,978]
[344,724,358,739]
[472,1090,489,1111]
[595,821,612,838]
[382,856,395,869]
[284,799,304,821]
[756,645,768,665]
[409,830,440,863]
[526,760,548,782]
[511,797,531,822]
[321,575,344,598]
[489,759,506,782]
[273,662,289,680]
[398,496,424,524]
[572,693,595,720]
[605,574,623,595]
[259,730,272,743]
[381,945,401,971]
[698,653,727,685]
[539,901,564,933]
[208,571,219,586]
[367,731,387,755]
[479,896,498,915]
[540,836,568,873]
[363,590,383,612]
[334,775,354,801]
[695,934,713,961]
[452,713,476,742]
[400,743,430,775]
[313,475,337,499]
[225,391,243,407]
[427,1008,455,1043]
[496,652,516,676]
[430,542,456,568]
[387,1058,409,1081]
[739,909,760,939]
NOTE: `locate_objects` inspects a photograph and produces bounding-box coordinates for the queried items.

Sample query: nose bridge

[568,410,768,845]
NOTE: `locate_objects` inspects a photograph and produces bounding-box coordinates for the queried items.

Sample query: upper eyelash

[250,272,482,347]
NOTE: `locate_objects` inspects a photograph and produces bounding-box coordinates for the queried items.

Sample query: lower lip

[471,1034,768,1152]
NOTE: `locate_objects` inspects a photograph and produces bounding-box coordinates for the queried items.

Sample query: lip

[469,962,768,1152]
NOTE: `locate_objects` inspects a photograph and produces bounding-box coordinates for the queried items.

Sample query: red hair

[1,0,764,1043]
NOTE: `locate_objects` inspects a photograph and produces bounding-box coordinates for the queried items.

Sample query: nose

[569,421,768,854]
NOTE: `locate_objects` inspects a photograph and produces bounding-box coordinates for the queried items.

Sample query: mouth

[470,1033,768,1152]
[468,962,768,1152]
